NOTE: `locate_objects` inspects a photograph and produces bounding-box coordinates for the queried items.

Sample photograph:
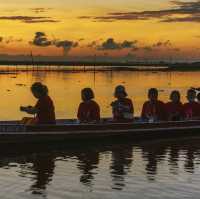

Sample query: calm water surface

[0,70,200,199]
[1,139,200,199]
[0,70,199,120]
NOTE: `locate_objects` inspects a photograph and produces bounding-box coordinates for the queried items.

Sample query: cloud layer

[0,16,59,24]
[79,0,200,23]
[91,38,138,50]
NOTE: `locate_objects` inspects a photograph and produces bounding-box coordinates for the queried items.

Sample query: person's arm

[20,106,38,115]
[191,87,200,92]
[141,103,147,120]
[77,103,84,122]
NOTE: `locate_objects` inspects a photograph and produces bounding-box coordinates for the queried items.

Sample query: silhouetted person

[111,85,134,122]
[77,88,100,123]
[141,88,166,122]
[20,82,56,125]
[183,89,200,120]
[165,90,184,121]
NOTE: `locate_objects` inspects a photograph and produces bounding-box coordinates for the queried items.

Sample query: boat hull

[0,120,200,144]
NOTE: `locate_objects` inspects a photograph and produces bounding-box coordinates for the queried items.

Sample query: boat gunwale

[0,119,200,134]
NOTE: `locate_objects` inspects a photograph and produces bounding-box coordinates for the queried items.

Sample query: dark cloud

[87,41,97,48]
[30,32,78,55]
[32,32,52,47]
[97,38,137,50]
[79,0,200,23]
[152,40,172,47]
[0,36,22,44]
[31,8,52,13]
[161,14,200,22]
[0,16,59,24]
[143,40,173,51]
[78,38,85,42]
[54,40,78,55]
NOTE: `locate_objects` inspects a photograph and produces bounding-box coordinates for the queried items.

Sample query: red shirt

[165,102,184,121]
[141,100,166,121]
[112,98,134,122]
[35,96,56,125]
[183,101,200,119]
[77,100,100,123]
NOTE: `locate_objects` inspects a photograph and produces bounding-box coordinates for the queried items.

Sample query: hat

[114,85,127,96]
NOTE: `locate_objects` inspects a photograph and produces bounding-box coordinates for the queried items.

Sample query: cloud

[31,8,52,13]
[0,36,22,44]
[30,32,78,55]
[87,41,97,48]
[0,16,59,24]
[79,0,200,23]
[97,38,137,50]
[54,40,78,55]
[31,32,52,47]
[142,40,180,52]
[152,40,172,48]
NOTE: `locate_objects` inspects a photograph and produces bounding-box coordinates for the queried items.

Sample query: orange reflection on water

[0,71,199,120]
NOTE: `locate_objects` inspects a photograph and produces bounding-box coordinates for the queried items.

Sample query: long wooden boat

[0,119,200,144]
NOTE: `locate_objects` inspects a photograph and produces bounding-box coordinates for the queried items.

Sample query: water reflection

[1,70,200,120]
[0,138,200,198]
[76,149,99,187]
[30,154,55,195]
[141,143,167,181]
[110,145,133,190]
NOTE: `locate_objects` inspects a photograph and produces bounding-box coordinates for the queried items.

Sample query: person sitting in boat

[111,85,134,122]
[165,90,184,121]
[141,88,166,122]
[77,88,100,123]
[183,89,200,120]
[20,82,56,125]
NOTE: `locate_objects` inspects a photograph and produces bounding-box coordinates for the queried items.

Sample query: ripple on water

[1,139,200,198]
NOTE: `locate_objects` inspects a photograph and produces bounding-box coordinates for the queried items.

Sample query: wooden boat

[0,119,200,144]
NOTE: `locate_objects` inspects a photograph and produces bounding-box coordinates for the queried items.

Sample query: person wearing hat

[111,85,134,122]
[141,88,166,122]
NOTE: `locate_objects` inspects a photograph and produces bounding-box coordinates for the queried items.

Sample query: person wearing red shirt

[77,88,100,123]
[165,90,184,121]
[111,85,134,122]
[141,88,166,122]
[183,89,200,120]
[20,82,56,125]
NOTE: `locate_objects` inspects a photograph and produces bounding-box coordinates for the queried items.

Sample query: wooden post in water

[30,51,34,71]
[93,54,96,85]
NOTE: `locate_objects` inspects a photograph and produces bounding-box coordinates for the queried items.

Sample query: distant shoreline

[0,60,200,71]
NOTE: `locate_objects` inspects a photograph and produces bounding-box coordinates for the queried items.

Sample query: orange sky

[0,0,200,61]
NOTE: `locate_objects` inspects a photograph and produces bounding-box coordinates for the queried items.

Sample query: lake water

[1,138,200,199]
[0,70,199,120]
[1,69,200,199]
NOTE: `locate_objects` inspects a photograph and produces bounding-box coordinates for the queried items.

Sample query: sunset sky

[0,0,200,61]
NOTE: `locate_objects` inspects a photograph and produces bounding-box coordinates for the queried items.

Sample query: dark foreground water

[1,138,200,199]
